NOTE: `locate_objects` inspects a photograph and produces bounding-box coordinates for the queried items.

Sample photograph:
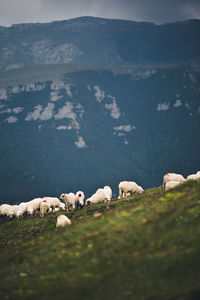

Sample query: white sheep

[86,188,106,205]
[40,199,50,217]
[0,204,18,218]
[165,181,181,191]
[60,193,76,211]
[163,173,186,187]
[187,173,200,181]
[103,186,112,202]
[56,215,71,228]
[118,181,144,198]
[42,197,61,212]
[27,198,42,216]
[75,191,85,208]
[60,202,66,210]
[16,202,28,218]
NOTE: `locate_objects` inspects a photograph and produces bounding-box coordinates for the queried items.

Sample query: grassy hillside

[0,180,200,300]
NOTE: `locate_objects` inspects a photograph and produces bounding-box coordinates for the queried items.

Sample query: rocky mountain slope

[0,17,200,71]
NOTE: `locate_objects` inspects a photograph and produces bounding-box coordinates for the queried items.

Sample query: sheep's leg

[119,187,123,198]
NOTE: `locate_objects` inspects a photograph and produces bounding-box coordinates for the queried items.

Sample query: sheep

[165,181,181,191]
[0,204,18,218]
[86,188,106,205]
[27,198,42,216]
[56,215,71,228]
[60,202,66,210]
[75,191,85,208]
[60,193,76,211]
[187,173,200,181]
[42,197,61,212]
[118,181,144,198]
[40,199,50,217]
[16,202,28,218]
[103,186,112,202]
[12,205,19,217]
[163,173,186,187]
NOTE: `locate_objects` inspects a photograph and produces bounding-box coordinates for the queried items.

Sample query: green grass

[0,180,200,300]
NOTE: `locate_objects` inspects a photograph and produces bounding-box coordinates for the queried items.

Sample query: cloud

[41,0,200,24]
[0,0,200,26]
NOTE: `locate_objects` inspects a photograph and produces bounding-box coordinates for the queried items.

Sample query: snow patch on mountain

[185,102,191,110]
[129,69,157,80]
[31,40,83,64]
[94,85,105,103]
[11,83,45,94]
[157,102,170,111]
[50,91,63,102]
[105,95,121,119]
[51,80,72,97]
[54,101,80,129]
[25,105,43,121]
[5,116,18,123]
[173,100,182,107]
[113,125,136,136]
[40,103,55,121]
[57,125,72,130]
[0,88,7,100]
[75,136,87,149]
[0,107,24,115]
[24,100,83,130]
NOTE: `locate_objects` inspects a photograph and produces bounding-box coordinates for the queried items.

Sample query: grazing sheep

[187,173,200,181]
[119,181,144,198]
[12,205,19,217]
[163,173,186,187]
[75,191,85,208]
[60,202,66,210]
[42,197,61,212]
[56,215,71,228]
[86,188,106,205]
[165,181,181,191]
[60,193,76,211]
[103,186,112,202]
[16,202,28,218]
[0,204,18,218]
[40,199,50,217]
[27,198,42,216]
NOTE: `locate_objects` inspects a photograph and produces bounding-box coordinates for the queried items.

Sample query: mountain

[0,17,200,204]
[0,17,200,71]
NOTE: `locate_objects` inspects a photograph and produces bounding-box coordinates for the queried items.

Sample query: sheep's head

[60,194,65,200]
[138,187,144,194]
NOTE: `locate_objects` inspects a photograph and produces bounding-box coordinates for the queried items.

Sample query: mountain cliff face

[0,17,200,71]
[0,17,200,204]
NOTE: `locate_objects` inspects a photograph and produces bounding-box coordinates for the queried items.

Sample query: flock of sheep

[0,170,199,227]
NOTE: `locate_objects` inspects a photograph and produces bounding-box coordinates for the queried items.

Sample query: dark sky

[1,0,200,26]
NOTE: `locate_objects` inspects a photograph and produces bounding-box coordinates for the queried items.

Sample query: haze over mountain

[0,17,200,204]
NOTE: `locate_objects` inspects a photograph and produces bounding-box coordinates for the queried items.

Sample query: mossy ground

[0,180,200,300]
